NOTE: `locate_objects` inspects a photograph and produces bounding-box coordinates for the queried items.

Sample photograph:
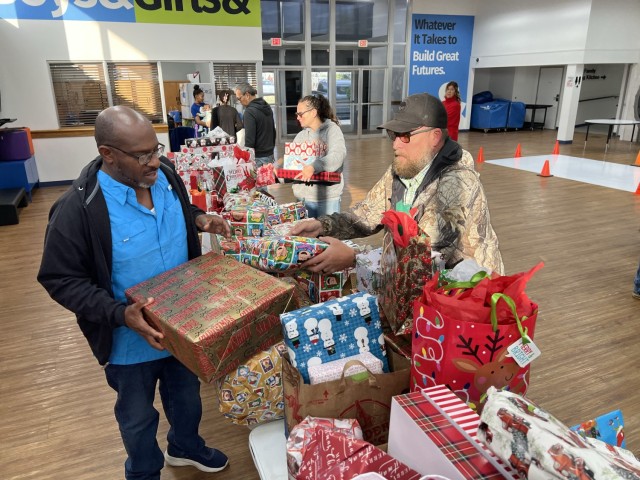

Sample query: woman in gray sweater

[291,94,346,217]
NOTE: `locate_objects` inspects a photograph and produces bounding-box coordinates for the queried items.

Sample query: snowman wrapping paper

[280,292,389,383]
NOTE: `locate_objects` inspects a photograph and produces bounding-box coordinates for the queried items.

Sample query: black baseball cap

[378,93,448,132]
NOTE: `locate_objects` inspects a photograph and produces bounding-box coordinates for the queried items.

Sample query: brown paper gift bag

[283,357,410,445]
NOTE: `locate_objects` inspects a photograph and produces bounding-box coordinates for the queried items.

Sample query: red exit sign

[358,39,368,48]
[270,38,282,46]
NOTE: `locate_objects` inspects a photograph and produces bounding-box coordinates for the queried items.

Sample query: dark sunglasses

[386,128,435,143]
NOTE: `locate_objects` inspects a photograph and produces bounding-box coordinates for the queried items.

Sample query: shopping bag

[411,292,538,412]
[283,356,410,445]
[379,210,432,335]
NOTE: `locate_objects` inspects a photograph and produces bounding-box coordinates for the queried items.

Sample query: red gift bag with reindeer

[410,263,543,412]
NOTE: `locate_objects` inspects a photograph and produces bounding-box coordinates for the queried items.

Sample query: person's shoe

[164,446,229,473]
[632,291,640,300]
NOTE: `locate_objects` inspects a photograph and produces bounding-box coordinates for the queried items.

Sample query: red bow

[380,209,419,248]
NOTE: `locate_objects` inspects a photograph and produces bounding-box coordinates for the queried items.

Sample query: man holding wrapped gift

[37,106,232,479]
[291,92,504,275]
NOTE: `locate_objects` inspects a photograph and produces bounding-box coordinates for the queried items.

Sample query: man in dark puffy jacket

[234,82,276,167]
[37,106,231,479]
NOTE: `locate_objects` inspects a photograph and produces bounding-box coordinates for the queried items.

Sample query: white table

[584,119,640,150]
[248,420,288,479]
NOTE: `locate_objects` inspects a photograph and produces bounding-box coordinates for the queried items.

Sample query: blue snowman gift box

[280,291,389,383]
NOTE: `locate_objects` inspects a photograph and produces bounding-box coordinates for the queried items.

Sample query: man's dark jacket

[243,98,276,157]
[37,156,205,365]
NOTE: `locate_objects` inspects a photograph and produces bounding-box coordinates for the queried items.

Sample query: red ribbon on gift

[380,209,419,248]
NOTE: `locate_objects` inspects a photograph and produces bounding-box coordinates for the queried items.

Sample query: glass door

[262,69,304,142]
[336,68,386,136]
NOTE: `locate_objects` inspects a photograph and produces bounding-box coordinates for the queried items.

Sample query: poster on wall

[0,0,260,26]
[409,14,474,124]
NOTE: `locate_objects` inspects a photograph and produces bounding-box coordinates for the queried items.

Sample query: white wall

[575,64,625,124]
[0,19,261,182]
[584,0,640,64]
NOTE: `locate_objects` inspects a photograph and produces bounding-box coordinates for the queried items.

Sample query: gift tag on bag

[507,337,541,368]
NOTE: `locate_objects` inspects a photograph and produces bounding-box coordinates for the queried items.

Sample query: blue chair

[169,126,196,152]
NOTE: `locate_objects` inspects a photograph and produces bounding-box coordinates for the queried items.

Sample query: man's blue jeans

[105,357,205,480]
[634,261,640,295]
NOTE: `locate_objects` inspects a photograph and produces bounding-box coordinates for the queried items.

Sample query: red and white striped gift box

[388,385,516,480]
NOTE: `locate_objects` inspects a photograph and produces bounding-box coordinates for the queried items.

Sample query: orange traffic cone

[632,150,640,167]
[477,147,485,164]
[552,140,560,155]
[635,183,640,195]
[514,144,522,158]
[537,159,553,177]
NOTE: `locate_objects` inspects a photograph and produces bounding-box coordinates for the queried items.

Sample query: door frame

[534,66,564,129]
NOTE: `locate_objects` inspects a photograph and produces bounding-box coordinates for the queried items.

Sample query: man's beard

[115,164,154,189]
[392,151,432,179]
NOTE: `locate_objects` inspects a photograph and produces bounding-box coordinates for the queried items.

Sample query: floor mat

[486,154,640,192]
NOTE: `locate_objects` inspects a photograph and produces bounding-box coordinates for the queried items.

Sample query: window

[50,62,163,127]
[107,63,163,123]
[50,63,109,127]
[212,63,257,92]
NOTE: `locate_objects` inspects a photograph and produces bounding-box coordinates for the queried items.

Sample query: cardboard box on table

[388,385,516,480]
[125,252,297,383]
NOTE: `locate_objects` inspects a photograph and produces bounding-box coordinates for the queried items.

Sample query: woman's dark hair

[300,94,339,125]
[193,84,204,99]
[446,81,461,102]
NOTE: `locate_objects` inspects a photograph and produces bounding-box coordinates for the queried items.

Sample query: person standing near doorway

[290,94,346,217]
[442,81,461,141]
[234,82,276,168]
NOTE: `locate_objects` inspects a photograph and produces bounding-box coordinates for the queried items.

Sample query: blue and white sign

[409,14,474,118]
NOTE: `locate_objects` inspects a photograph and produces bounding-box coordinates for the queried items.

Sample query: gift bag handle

[338,360,380,392]
[490,292,531,344]
[441,270,489,291]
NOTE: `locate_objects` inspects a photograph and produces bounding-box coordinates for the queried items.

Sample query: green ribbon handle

[490,292,531,344]
[442,270,490,291]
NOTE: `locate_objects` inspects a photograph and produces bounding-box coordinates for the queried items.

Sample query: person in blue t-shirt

[38,106,231,479]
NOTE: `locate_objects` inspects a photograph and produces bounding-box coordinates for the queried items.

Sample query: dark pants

[635,261,640,294]
[105,357,205,480]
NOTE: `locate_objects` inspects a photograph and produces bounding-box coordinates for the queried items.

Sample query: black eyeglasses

[296,108,314,118]
[386,128,435,143]
[104,143,165,165]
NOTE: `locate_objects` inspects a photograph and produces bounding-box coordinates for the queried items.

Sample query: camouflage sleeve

[319,167,393,240]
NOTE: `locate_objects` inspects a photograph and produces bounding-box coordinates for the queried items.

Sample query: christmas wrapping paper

[379,228,432,335]
[388,385,515,479]
[293,269,344,303]
[264,218,312,237]
[355,247,383,296]
[125,253,296,382]
[276,168,341,184]
[280,291,389,383]
[296,427,422,480]
[217,342,287,426]
[221,207,266,237]
[307,352,383,384]
[286,416,363,479]
[571,410,626,448]
[478,387,640,479]
[211,235,328,273]
[283,141,326,169]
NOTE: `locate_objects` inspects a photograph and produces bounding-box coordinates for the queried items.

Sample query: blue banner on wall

[0,0,260,26]
[408,14,474,120]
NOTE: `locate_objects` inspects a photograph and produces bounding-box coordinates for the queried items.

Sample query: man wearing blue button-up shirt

[38,106,232,479]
